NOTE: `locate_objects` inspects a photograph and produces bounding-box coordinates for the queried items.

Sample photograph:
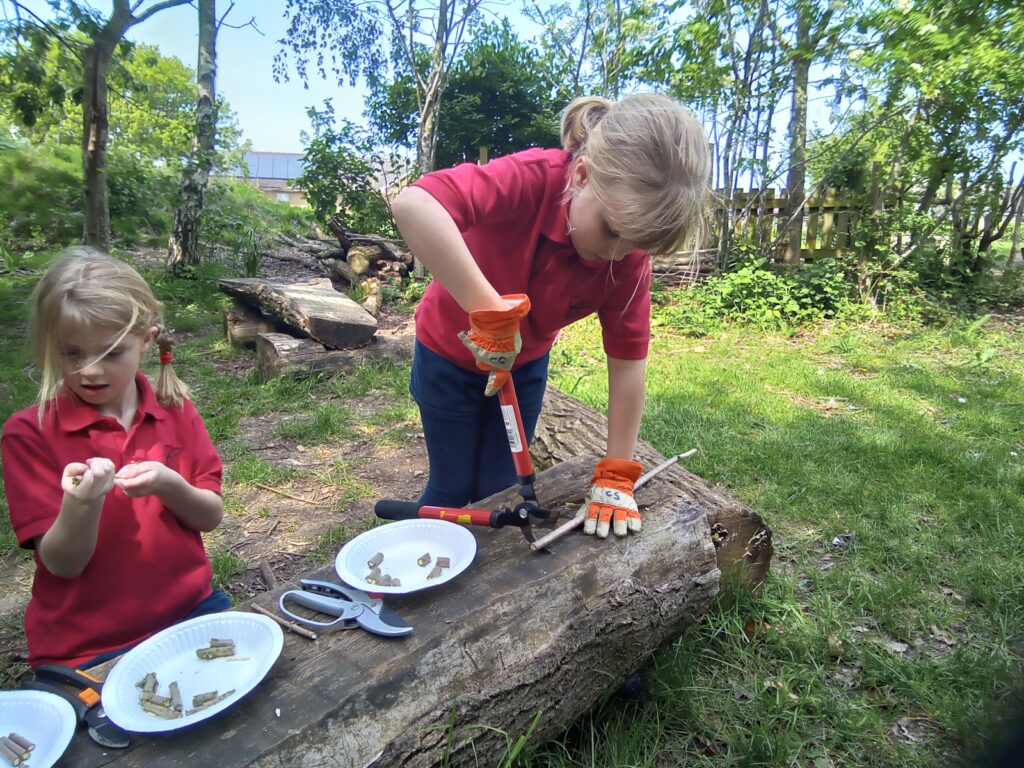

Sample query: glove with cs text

[583,457,643,538]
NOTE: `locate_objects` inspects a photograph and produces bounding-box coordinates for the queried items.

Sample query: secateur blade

[279,579,413,637]
[24,665,131,749]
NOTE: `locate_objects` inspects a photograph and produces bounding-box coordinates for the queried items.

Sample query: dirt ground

[0,250,428,684]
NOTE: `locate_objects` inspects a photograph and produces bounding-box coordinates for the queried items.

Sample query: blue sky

[128,3,368,153]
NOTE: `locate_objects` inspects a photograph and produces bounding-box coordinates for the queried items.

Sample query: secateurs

[278,579,413,637]
[23,664,131,749]
[374,376,555,546]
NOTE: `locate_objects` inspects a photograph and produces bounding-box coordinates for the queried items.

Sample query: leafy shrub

[658,258,865,334]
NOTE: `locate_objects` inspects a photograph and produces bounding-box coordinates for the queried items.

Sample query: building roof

[227,152,306,181]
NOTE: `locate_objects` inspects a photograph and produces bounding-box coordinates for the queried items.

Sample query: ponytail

[560,96,613,155]
[155,335,190,408]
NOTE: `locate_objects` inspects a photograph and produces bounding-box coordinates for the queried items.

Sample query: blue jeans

[411,341,549,506]
[77,588,231,669]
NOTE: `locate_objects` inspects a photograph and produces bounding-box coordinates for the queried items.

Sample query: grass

[1,245,1022,765]
[530,313,1024,767]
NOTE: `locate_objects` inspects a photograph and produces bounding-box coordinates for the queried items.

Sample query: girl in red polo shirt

[2,248,228,668]
[391,93,711,538]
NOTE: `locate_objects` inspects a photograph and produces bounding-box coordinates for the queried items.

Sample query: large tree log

[219,277,377,349]
[256,331,412,382]
[62,457,719,768]
[532,387,772,590]
[224,299,286,348]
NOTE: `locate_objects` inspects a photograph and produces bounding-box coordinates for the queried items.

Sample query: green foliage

[367,20,562,167]
[1,35,243,169]
[0,139,314,257]
[660,257,862,334]
[297,101,396,235]
[201,177,315,274]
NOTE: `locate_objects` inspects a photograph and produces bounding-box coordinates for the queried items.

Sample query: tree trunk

[168,0,218,269]
[79,0,192,251]
[532,387,773,590]
[65,456,721,768]
[780,11,811,266]
[82,32,122,250]
[218,277,377,349]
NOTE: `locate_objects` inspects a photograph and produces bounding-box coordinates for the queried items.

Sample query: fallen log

[219,277,377,350]
[256,331,412,382]
[224,299,287,348]
[63,456,719,768]
[532,387,772,590]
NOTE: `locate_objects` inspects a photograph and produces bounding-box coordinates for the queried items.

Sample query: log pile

[651,249,717,286]
[271,216,413,310]
[220,218,415,379]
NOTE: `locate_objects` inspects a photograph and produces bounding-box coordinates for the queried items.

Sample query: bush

[657,258,866,335]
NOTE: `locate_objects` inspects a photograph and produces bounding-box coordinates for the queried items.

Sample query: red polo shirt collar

[54,372,167,433]
[538,174,573,247]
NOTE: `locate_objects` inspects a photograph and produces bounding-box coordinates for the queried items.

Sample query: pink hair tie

[160,352,173,365]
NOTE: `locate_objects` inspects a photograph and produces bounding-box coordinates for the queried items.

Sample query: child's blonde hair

[30,247,190,419]
[561,93,711,255]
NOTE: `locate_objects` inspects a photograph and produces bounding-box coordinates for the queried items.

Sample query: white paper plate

[336,519,477,594]
[101,612,283,733]
[0,690,77,768]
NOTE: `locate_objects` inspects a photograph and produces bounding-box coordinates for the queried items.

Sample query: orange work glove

[458,294,531,396]
[583,457,643,538]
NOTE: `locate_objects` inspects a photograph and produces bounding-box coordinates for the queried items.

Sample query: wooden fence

[718,188,862,259]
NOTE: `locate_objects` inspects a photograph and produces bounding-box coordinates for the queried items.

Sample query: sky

[127,3,369,154]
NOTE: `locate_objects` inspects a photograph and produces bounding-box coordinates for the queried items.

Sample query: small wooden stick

[250,603,318,640]
[260,559,277,589]
[530,450,697,552]
[253,483,319,505]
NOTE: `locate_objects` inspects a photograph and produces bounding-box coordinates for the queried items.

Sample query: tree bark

[780,9,811,266]
[532,387,773,590]
[80,1,193,250]
[167,0,217,269]
[62,456,720,768]
[82,32,122,250]
[218,277,377,349]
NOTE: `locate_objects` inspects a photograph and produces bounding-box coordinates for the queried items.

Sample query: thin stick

[250,603,318,641]
[530,450,697,552]
[253,483,319,505]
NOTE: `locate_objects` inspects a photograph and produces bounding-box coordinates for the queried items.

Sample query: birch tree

[167,0,216,269]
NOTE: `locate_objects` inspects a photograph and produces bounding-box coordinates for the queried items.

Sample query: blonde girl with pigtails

[392,92,711,538]
[2,247,229,669]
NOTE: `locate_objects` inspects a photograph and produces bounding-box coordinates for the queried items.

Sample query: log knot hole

[710,522,729,549]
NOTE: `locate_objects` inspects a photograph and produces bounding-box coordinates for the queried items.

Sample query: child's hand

[113,461,180,498]
[62,458,117,501]
[583,458,644,538]
[458,294,531,396]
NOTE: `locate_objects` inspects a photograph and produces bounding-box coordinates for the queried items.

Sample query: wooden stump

[219,277,377,349]
[61,457,719,768]
[224,299,286,348]
[531,387,773,590]
[256,332,413,382]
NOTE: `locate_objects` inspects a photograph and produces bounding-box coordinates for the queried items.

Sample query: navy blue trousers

[410,341,549,506]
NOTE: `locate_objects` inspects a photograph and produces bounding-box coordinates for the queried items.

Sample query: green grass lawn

[530,314,1024,767]
[1,254,1021,766]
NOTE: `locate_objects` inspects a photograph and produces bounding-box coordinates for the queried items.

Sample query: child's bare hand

[62,458,117,500]
[113,461,180,498]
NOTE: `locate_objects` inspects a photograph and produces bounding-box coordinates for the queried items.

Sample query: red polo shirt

[412,148,651,371]
[1,373,221,668]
